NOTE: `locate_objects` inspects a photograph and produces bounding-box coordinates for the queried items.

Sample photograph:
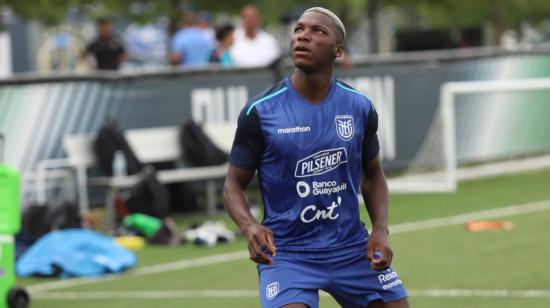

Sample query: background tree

[2,0,550,47]
[381,0,550,45]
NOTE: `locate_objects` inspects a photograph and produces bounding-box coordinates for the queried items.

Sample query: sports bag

[180,120,228,166]
[93,118,142,176]
[124,168,171,219]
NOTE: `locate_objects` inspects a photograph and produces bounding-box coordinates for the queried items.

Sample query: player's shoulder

[335,79,373,105]
[242,79,288,116]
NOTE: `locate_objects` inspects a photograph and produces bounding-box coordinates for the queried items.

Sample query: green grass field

[18,168,550,308]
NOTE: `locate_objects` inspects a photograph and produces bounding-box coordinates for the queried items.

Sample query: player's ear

[335,43,344,58]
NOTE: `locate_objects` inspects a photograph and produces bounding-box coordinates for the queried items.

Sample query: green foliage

[2,0,549,29]
[0,0,365,26]
[0,0,91,25]
[505,0,550,25]
[382,0,550,28]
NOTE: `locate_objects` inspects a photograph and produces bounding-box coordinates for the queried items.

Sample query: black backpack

[124,168,171,219]
[46,202,83,230]
[20,202,83,242]
[21,205,51,242]
[93,118,143,176]
[180,120,228,167]
[18,202,83,259]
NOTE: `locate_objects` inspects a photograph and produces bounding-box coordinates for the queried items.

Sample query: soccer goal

[387,77,550,193]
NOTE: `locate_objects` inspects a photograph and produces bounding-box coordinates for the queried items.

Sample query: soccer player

[223,7,409,308]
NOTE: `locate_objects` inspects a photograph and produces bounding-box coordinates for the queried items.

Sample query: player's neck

[291,70,333,104]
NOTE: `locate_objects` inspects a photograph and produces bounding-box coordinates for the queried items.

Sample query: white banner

[0,32,12,77]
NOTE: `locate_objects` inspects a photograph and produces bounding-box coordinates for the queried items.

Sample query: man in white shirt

[231,4,280,68]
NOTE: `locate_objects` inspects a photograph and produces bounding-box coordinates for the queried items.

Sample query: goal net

[387,78,550,193]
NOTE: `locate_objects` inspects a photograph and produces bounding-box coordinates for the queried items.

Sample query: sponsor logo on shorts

[295,148,348,178]
[266,282,279,300]
[378,269,403,290]
[300,196,342,223]
[296,180,347,198]
[277,126,311,134]
[335,115,354,141]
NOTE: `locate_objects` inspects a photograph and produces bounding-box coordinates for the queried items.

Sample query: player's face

[291,12,343,72]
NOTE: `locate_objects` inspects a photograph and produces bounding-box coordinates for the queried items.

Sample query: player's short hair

[304,7,346,43]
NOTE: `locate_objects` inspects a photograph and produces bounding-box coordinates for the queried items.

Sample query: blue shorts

[257,243,408,308]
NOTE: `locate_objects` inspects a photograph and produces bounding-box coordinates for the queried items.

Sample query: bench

[37,123,236,229]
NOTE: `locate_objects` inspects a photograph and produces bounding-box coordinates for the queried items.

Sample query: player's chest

[261,106,364,157]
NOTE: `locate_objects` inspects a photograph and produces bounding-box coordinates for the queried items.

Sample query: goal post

[387,77,550,193]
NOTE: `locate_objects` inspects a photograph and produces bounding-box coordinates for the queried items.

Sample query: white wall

[0,31,12,77]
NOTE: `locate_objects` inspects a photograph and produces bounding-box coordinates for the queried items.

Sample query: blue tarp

[16,229,137,277]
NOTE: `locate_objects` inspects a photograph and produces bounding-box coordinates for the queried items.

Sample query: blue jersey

[230,77,380,251]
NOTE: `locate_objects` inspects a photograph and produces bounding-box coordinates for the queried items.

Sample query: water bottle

[112,150,127,177]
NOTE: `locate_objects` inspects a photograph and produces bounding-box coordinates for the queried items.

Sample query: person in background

[170,12,215,68]
[197,11,215,43]
[230,4,280,68]
[210,24,235,67]
[83,17,127,70]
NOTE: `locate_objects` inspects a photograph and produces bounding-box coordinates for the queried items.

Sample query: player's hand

[243,223,277,266]
[366,229,393,271]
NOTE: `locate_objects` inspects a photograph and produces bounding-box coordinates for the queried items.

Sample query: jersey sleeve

[229,108,265,170]
[362,104,380,163]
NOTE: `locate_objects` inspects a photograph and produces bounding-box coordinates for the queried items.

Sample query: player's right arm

[224,166,276,265]
[223,107,276,265]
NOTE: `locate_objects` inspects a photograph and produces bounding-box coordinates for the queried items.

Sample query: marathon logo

[294,148,348,178]
[277,126,311,134]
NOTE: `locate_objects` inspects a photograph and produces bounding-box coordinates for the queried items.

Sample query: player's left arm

[360,103,392,271]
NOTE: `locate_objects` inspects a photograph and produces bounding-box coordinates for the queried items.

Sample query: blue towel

[16,229,137,277]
